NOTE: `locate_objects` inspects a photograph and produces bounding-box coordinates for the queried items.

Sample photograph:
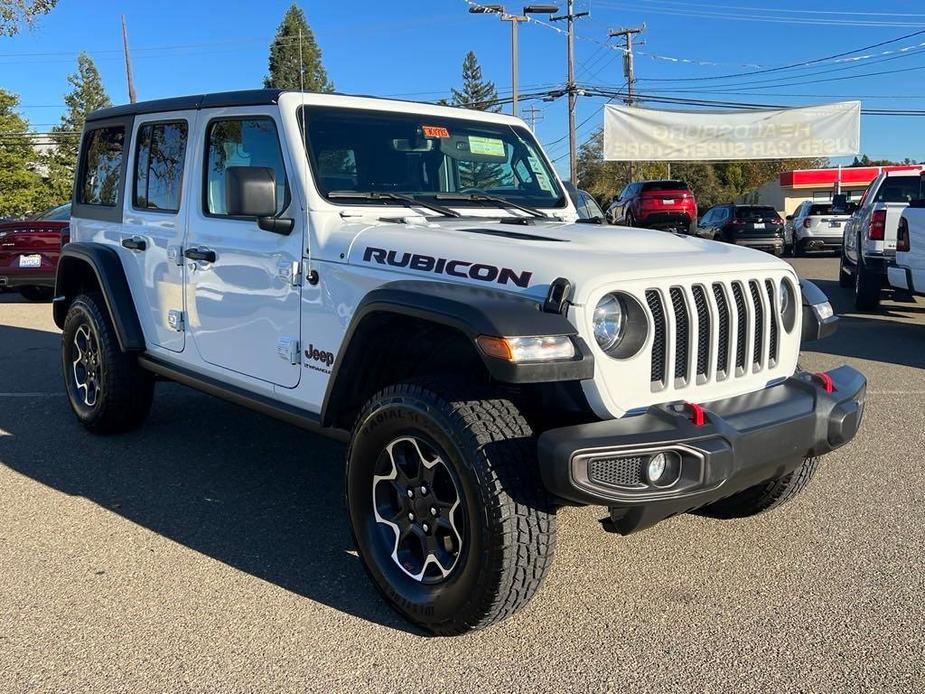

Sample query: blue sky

[2,0,925,175]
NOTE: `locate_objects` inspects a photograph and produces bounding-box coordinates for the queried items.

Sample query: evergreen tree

[264,3,333,92]
[451,52,500,112]
[45,52,111,205]
[1,0,57,36]
[0,90,44,217]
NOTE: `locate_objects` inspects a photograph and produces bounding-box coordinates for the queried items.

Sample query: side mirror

[225,166,294,235]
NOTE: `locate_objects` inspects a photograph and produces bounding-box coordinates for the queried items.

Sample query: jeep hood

[342,218,795,302]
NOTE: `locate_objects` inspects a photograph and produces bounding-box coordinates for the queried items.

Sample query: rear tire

[695,456,820,519]
[61,293,154,434]
[854,259,881,311]
[346,381,556,635]
[19,285,54,302]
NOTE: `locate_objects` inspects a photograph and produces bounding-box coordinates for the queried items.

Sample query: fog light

[645,451,682,488]
[646,453,667,484]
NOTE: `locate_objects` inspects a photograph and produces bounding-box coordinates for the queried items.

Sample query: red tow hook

[813,372,835,394]
[684,401,707,427]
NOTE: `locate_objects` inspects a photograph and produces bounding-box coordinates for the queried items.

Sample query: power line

[625,0,925,20]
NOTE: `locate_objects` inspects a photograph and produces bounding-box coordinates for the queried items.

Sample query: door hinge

[277,336,300,365]
[167,310,184,332]
[277,259,302,287]
[167,246,184,266]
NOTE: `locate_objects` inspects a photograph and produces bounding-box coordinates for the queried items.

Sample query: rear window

[735,206,778,220]
[640,180,689,192]
[79,126,125,207]
[808,204,833,216]
[875,176,925,204]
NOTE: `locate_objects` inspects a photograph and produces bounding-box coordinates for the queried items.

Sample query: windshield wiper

[327,191,460,218]
[433,192,549,219]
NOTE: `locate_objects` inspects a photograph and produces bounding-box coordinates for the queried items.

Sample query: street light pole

[551,1,588,183]
[469,4,559,118]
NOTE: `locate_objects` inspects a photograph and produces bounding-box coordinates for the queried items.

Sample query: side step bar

[137,355,350,443]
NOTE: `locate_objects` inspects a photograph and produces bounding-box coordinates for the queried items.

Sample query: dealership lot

[0,256,922,692]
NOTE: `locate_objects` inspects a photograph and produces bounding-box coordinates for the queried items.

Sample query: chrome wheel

[72,324,102,407]
[372,436,464,584]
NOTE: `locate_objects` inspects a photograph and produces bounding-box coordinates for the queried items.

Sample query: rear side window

[875,176,925,204]
[79,126,125,206]
[205,117,288,216]
[640,180,689,193]
[134,121,188,212]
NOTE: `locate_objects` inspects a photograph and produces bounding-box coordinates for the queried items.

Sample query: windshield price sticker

[422,125,450,138]
[468,135,506,157]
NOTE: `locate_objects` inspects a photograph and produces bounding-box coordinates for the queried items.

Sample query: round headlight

[593,294,626,352]
[779,280,792,316]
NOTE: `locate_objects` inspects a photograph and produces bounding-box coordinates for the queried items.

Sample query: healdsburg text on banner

[602,102,861,161]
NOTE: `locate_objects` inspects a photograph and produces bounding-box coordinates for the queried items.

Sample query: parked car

[840,167,925,310]
[55,89,863,635]
[0,202,70,301]
[606,180,697,233]
[563,181,606,223]
[696,204,785,256]
[888,200,925,298]
[789,200,856,256]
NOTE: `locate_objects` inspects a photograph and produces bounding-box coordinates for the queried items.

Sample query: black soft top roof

[86,89,287,122]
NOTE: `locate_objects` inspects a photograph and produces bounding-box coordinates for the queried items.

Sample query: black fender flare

[54,242,145,352]
[321,280,594,426]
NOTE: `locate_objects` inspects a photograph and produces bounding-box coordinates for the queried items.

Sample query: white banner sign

[603,101,861,161]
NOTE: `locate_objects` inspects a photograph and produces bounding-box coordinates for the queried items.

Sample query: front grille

[646,290,667,387]
[587,455,645,489]
[645,275,784,392]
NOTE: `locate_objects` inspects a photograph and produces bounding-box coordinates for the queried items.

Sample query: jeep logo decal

[363,247,532,288]
[304,344,335,368]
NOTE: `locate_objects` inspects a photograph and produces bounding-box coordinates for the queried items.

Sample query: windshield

[33,203,70,221]
[301,106,565,210]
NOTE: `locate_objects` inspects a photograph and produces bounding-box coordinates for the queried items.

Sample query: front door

[183,109,303,388]
[120,113,196,353]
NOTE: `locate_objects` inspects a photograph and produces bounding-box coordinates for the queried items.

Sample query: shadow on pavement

[0,322,419,635]
[801,278,925,369]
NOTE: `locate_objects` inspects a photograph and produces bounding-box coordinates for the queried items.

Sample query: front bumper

[538,366,866,533]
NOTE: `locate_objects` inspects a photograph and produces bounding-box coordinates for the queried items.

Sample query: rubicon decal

[363,247,533,288]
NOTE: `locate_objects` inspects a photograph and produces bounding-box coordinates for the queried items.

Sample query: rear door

[182,108,304,388]
[120,113,195,353]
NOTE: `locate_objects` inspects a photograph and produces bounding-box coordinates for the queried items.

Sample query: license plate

[753,223,766,229]
[18,254,41,268]
[830,221,842,228]
[662,199,675,204]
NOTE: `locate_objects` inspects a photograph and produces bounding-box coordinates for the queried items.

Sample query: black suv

[696,204,785,256]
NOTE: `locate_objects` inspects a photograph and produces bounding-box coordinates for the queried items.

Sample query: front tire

[346,382,556,635]
[61,293,154,434]
[696,456,820,519]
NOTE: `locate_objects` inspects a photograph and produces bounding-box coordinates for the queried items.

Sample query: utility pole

[121,15,136,104]
[469,5,559,118]
[609,25,644,181]
[523,104,543,132]
[551,1,588,183]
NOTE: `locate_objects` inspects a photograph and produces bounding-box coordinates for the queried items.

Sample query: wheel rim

[371,436,464,584]
[72,324,102,407]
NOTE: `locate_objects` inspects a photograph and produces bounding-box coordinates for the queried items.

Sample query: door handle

[184,247,216,263]
[121,236,147,251]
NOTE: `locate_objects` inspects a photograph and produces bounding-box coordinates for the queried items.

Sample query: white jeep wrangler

[55,90,866,635]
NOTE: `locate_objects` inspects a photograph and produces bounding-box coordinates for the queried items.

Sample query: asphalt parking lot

[1,255,923,693]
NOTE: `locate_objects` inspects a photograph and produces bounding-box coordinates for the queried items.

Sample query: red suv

[0,203,70,301]
[606,180,698,233]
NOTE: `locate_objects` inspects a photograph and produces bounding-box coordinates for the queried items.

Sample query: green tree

[451,51,500,112]
[264,3,333,92]
[1,0,56,36]
[0,90,44,217]
[44,52,111,205]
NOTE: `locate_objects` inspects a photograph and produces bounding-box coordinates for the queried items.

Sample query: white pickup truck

[889,201,925,298]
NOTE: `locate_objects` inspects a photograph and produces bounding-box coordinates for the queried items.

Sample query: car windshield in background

[875,176,925,204]
[33,204,70,221]
[301,106,565,210]
[736,206,779,221]
[640,180,688,192]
